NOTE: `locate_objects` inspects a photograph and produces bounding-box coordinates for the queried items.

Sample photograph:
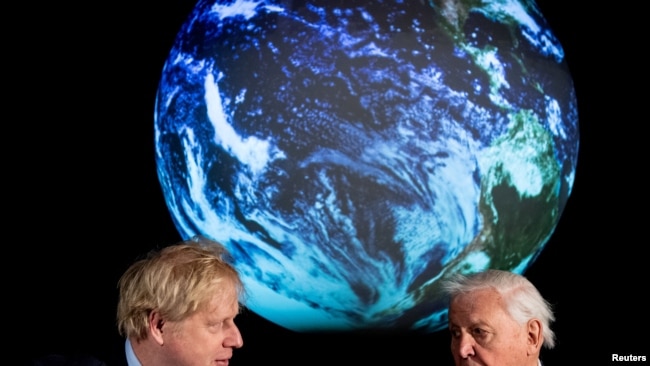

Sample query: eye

[208,321,224,330]
[472,328,487,338]
[449,328,461,338]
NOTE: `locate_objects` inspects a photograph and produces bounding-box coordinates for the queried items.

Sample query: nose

[225,323,244,349]
[454,333,475,359]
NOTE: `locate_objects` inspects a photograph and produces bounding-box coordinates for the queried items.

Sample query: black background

[15,1,644,364]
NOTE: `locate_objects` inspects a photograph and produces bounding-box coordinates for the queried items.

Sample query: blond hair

[117,237,243,341]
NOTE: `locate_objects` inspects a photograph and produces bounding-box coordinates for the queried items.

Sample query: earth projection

[154,0,579,332]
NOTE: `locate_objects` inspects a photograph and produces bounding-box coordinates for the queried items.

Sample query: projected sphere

[155,0,578,332]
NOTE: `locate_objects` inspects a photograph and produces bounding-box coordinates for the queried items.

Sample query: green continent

[476,109,561,269]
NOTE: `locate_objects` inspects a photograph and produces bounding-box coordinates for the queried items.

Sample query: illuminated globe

[154,0,578,332]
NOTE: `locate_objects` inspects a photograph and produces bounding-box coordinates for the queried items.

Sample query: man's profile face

[158,283,243,366]
[447,288,534,366]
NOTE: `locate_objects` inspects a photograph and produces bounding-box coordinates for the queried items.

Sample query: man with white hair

[442,269,555,366]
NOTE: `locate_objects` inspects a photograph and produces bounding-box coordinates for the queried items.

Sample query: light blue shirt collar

[125,339,142,366]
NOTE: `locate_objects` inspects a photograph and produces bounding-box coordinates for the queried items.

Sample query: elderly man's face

[447,288,538,366]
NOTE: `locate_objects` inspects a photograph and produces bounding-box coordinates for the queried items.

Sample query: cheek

[495,328,527,354]
[169,327,210,350]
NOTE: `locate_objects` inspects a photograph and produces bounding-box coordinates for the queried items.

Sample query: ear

[526,318,543,355]
[148,310,166,346]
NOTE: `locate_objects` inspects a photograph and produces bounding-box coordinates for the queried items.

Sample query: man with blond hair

[117,237,245,366]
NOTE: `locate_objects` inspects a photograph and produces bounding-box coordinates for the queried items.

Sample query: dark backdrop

[15,1,644,364]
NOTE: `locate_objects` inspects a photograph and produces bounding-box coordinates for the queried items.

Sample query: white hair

[442,269,556,349]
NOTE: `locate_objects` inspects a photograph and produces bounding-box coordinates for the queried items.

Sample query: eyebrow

[449,319,491,329]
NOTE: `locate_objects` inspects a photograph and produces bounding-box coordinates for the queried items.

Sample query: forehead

[202,282,240,315]
[449,288,510,325]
